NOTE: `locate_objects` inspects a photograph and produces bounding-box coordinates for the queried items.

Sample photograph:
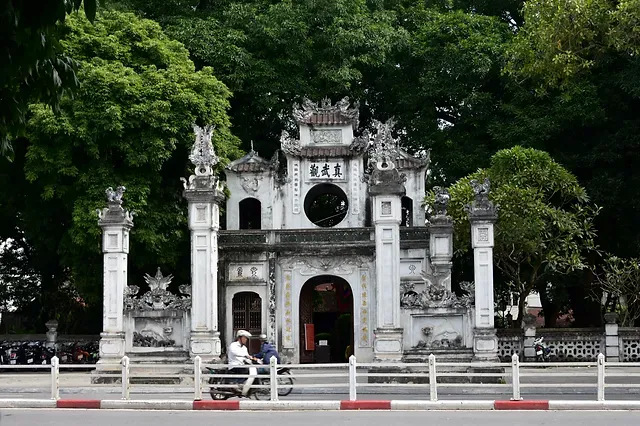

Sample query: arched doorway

[239,198,262,229]
[401,196,413,227]
[299,275,354,363]
[232,291,262,354]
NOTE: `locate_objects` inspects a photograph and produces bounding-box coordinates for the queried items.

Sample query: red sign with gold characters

[304,323,315,351]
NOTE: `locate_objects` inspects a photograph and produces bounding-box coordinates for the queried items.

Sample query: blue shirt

[256,342,280,364]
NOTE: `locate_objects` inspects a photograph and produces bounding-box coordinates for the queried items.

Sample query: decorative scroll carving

[414,327,463,349]
[400,278,474,309]
[268,256,277,343]
[278,255,371,273]
[124,268,192,311]
[292,97,359,128]
[312,129,342,144]
[280,130,301,156]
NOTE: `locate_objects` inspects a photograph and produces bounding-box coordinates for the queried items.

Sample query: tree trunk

[517,290,529,328]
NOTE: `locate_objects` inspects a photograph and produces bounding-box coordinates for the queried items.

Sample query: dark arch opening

[401,196,413,227]
[304,183,349,227]
[299,275,354,364]
[239,197,261,229]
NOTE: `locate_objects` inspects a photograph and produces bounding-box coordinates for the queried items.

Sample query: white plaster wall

[225,171,273,230]
[403,169,427,227]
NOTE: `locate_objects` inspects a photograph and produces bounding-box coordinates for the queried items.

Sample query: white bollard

[194,356,202,401]
[348,355,357,401]
[50,356,60,400]
[597,352,605,401]
[511,353,522,401]
[428,354,437,402]
[270,356,279,401]
[121,356,130,400]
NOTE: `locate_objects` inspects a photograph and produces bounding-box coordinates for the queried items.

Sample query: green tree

[1,10,241,332]
[430,147,599,326]
[597,256,640,327]
[1,0,102,158]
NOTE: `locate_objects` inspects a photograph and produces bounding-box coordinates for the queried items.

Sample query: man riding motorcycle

[228,330,259,395]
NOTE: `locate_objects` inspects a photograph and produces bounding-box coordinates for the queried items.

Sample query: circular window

[304,183,349,227]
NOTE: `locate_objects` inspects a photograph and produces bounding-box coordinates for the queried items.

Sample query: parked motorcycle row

[0,340,99,369]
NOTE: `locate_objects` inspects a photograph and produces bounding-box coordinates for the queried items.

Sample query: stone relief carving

[312,129,342,144]
[278,256,371,275]
[414,326,463,349]
[400,278,474,310]
[124,268,192,311]
[367,119,399,167]
[432,186,450,216]
[133,330,176,348]
[268,257,277,343]
[241,176,263,194]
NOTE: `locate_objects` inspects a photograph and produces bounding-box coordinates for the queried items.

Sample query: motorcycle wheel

[210,391,228,400]
[251,379,271,401]
[277,371,294,397]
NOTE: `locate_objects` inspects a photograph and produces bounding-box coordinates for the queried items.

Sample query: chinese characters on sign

[359,271,370,347]
[308,161,344,180]
[283,272,294,348]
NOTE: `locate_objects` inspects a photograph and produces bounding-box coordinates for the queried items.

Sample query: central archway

[299,275,354,364]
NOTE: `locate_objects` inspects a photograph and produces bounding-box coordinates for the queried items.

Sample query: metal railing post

[349,355,357,401]
[511,353,522,401]
[270,356,278,401]
[50,356,60,400]
[597,352,605,401]
[428,354,437,402]
[121,356,130,400]
[194,356,202,401]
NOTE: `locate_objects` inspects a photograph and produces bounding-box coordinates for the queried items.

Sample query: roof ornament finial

[190,124,218,177]
[250,140,255,154]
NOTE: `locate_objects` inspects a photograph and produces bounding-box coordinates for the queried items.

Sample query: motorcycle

[533,337,552,361]
[207,359,270,400]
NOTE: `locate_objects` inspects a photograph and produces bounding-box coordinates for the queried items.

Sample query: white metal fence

[2,353,640,402]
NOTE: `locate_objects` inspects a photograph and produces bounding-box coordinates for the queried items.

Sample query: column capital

[465,178,498,222]
[97,186,134,229]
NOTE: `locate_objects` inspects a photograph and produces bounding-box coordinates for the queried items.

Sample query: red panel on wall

[304,323,315,351]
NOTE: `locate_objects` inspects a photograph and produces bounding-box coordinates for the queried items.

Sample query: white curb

[0,399,57,409]
[548,401,640,410]
[391,400,496,410]
[238,400,342,411]
[100,400,193,410]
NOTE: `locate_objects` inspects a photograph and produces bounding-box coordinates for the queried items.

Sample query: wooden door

[232,292,262,354]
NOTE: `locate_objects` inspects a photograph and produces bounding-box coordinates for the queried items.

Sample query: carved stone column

[367,120,405,362]
[466,178,499,361]
[182,125,225,362]
[97,186,134,363]
[428,187,453,291]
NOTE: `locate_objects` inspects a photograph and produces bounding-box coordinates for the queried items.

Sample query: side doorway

[232,291,262,354]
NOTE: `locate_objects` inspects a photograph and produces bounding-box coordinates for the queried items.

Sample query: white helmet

[236,330,252,339]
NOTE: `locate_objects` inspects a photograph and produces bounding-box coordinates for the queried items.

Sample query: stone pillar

[367,120,405,362]
[466,178,499,361]
[428,187,453,291]
[45,320,58,349]
[181,125,224,362]
[604,312,620,362]
[96,186,134,363]
[522,314,537,361]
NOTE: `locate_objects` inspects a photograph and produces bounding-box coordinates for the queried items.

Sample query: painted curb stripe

[238,401,342,410]
[494,400,549,410]
[56,399,101,409]
[340,400,392,410]
[100,400,192,410]
[193,400,240,410]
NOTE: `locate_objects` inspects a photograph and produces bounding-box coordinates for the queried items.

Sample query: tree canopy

[431,147,599,326]
[0,10,241,332]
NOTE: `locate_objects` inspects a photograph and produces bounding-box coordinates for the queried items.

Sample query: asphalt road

[2,410,640,426]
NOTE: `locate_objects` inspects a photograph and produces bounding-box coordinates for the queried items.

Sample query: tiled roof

[300,146,354,158]
[302,112,355,126]
[226,151,271,173]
